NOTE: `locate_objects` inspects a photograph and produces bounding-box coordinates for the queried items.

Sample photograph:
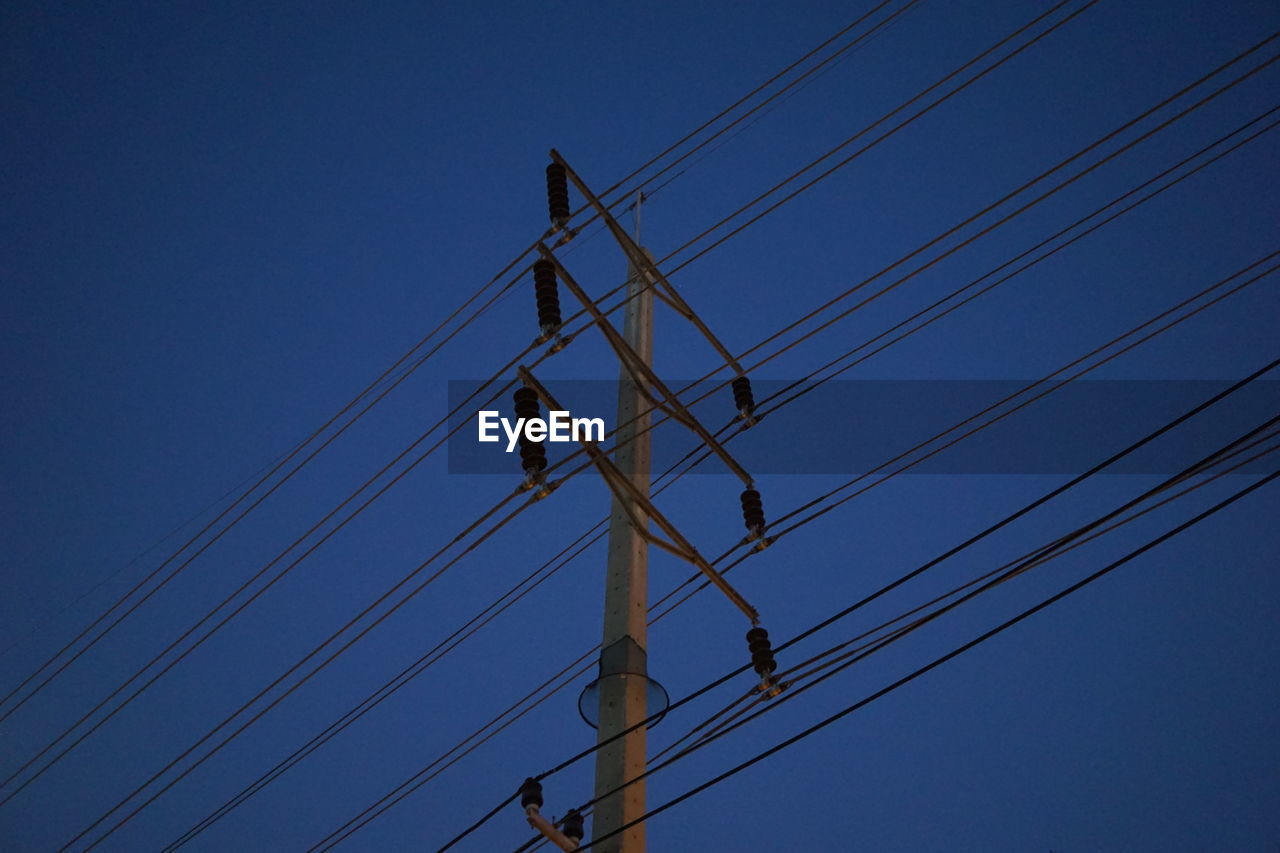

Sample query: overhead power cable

[271,215,1280,852]
[31,10,1271,747]
[163,526,609,849]
[662,422,1280,767]
[0,443,300,663]
[0,245,541,723]
[573,468,1279,851]
[541,0,1105,358]
[645,28,1280,396]
[0,0,912,731]
[528,27,1280,512]
[254,184,1280,850]
[633,103,1280,541]
[648,248,1279,620]
[369,348,1280,850]
[467,421,1280,853]
[6,0,1106,805]
[24,9,1274,840]
[0,0,962,772]
[170,101,1280,845]
[320,33,1280,845]
[0,361,537,802]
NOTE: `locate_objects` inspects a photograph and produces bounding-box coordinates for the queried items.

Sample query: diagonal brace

[538,244,755,488]
[550,148,746,376]
[518,367,760,624]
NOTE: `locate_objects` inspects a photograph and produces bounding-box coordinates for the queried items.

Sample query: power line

[32,9,1280,840]
[308,236,1278,850]
[0,442,300,662]
[575,468,1280,850]
[14,0,1101,817]
[632,102,1280,612]
[632,0,925,201]
[751,106,1280,413]
[164,525,609,849]
[543,0,1104,362]
[312,16,1280,845]
[634,104,1280,548]
[590,0,923,208]
[0,0,974,774]
[0,0,908,733]
[672,424,1280,761]
[0,364,531,800]
[398,358,1280,850]
[648,250,1279,620]
[312,226,1278,852]
[533,29,1280,512]
[0,247,538,722]
[444,438,1274,853]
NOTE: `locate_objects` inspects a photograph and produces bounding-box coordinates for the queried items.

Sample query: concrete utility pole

[535,154,758,850]
[591,196,652,853]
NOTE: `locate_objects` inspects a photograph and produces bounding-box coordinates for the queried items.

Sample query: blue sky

[2,1,1278,850]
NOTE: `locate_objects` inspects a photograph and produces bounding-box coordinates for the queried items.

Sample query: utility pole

[591,193,652,853]
[520,155,770,852]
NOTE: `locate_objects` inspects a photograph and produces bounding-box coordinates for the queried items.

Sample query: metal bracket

[599,636,647,678]
[525,806,580,852]
[550,148,747,377]
[536,243,754,488]
[518,367,760,623]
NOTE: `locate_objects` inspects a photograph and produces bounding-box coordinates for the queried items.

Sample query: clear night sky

[2,1,1278,850]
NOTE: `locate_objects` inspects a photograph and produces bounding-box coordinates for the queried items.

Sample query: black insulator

[562,809,585,842]
[536,298,561,329]
[752,651,778,675]
[532,260,562,331]
[740,488,766,531]
[514,387,541,419]
[731,376,756,416]
[546,163,571,225]
[533,259,557,289]
[746,627,776,676]
[519,440,547,473]
[513,388,547,474]
[519,777,543,809]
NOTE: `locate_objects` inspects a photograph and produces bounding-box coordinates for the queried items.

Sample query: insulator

[752,651,777,674]
[562,809,585,842]
[546,162,571,226]
[731,376,756,417]
[533,259,556,289]
[535,299,561,330]
[513,387,541,419]
[519,776,543,809]
[513,388,547,474]
[532,259,562,332]
[745,627,776,676]
[519,440,547,474]
[740,488,766,532]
